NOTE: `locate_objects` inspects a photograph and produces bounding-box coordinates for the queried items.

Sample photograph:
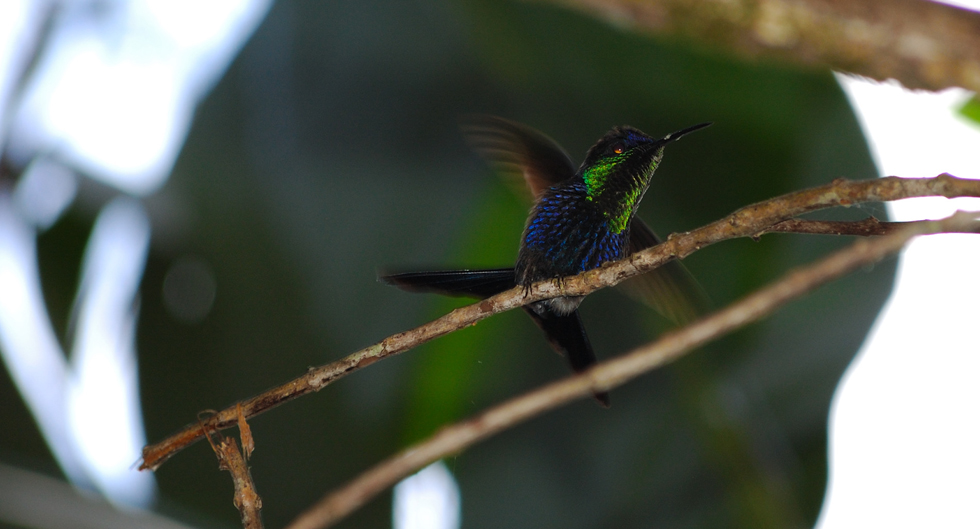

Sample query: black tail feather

[523,307,610,407]
[380,268,516,299]
[382,267,610,407]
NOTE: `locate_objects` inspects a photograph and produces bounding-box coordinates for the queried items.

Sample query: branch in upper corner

[535,0,980,93]
[139,173,980,472]
[285,210,980,529]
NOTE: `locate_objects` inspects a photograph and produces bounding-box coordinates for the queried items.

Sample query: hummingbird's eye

[611,143,625,155]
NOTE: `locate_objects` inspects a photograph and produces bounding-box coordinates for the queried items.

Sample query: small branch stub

[204,414,264,529]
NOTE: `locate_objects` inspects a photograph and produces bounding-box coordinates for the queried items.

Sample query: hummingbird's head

[579,126,661,201]
[580,126,655,173]
[578,122,710,233]
[579,122,711,199]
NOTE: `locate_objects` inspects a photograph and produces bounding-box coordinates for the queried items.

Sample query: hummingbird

[382,117,711,406]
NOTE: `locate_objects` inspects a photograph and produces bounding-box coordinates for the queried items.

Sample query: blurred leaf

[958,95,980,125]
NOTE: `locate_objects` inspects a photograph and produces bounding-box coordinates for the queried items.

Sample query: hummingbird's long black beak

[656,122,712,147]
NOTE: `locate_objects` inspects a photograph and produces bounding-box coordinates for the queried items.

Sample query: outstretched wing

[620,219,711,325]
[462,115,576,200]
[461,116,709,324]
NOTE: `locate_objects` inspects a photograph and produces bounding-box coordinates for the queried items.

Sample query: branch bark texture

[211,436,263,529]
[140,174,980,472]
[537,0,980,93]
[286,209,980,529]
[764,216,905,236]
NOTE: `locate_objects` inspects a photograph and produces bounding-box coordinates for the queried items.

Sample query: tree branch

[763,216,907,236]
[140,174,980,471]
[213,438,263,529]
[286,209,980,529]
[204,412,263,529]
[534,0,980,93]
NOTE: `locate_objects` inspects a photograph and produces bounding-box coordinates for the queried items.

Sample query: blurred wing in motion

[620,219,711,325]
[462,115,576,200]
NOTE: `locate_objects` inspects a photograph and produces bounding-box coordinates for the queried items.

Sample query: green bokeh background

[1,1,896,527]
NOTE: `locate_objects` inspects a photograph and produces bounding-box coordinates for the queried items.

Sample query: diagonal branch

[286,209,980,529]
[140,174,980,471]
[763,216,906,236]
[535,0,980,93]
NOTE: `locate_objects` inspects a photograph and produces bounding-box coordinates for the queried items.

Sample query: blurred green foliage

[959,95,980,125]
[1,0,894,528]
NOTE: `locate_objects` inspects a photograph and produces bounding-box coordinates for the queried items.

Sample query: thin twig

[204,418,264,529]
[139,174,980,471]
[286,210,980,529]
[536,0,980,93]
[214,438,264,529]
[763,216,906,236]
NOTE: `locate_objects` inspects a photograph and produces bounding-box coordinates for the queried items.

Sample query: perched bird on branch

[383,116,711,406]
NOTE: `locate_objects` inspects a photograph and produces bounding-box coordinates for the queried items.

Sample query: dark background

[1,0,892,527]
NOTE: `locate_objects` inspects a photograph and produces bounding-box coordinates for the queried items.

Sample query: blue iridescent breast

[516,180,630,286]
